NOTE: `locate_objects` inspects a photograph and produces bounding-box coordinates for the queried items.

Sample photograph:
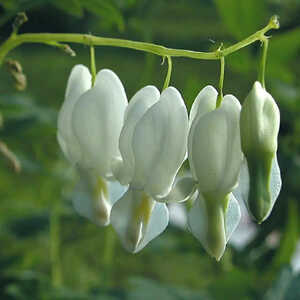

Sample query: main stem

[0,16,279,65]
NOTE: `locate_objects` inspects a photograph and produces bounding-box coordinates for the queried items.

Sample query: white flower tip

[125,221,144,253]
[253,81,263,91]
[94,68,125,95]
[161,86,185,105]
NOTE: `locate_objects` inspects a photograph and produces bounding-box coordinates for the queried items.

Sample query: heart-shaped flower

[111,86,189,252]
[57,65,128,226]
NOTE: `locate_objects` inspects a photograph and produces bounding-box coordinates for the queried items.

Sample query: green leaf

[51,0,83,17]
[269,28,300,63]
[214,0,266,39]
[128,277,210,300]
[227,49,255,74]
[265,267,294,300]
[272,200,299,268]
[80,0,124,31]
[0,0,18,10]
[285,274,300,300]
[265,267,300,300]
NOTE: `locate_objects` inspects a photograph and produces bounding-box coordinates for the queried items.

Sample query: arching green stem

[0,16,279,66]
[162,56,172,90]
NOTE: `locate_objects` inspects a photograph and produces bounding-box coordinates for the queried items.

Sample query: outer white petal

[156,176,197,203]
[111,187,169,253]
[72,168,127,226]
[188,192,240,260]
[116,86,160,185]
[189,85,218,127]
[131,87,189,197]
[72,69,128,178]
[233,154,281,220]
[188,86,218,178]
[57,64,91,163]
[225,194,241,242]
[188,95,243,194]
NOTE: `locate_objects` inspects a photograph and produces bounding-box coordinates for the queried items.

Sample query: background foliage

[0,0,300,299]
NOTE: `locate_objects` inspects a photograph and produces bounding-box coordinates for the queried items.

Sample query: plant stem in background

[102,226,116,288]
[50,204,62,287]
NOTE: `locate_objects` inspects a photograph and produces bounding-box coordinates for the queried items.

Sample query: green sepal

[246,152,273,223]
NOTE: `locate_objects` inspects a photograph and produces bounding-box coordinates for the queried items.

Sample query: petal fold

[156,176,197,203]
[111,187,169,253]
[188,192,240,260]
[72,168,127,226]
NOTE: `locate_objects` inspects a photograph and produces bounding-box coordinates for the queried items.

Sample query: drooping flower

[187,86,243,260]
[57,64,128,226]
[235,81,281,223]
[111,86,189,253]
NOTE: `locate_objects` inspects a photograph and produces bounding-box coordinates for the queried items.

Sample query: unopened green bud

[240,81,280,222]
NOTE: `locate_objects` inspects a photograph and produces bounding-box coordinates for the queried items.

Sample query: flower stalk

[162,56,172,90]
[216,55,225,108]
[90,45,96,86]
[258,36,269,89]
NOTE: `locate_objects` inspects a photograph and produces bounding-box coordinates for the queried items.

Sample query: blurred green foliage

[0,0,300,299]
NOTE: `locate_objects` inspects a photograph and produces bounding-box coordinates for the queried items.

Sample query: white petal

[72,69,128,178]
[225,193,241,242]
[233,154,281,220]
[116,86,160,184]
[232,158,249,205]
[57,64,91,163]
[188,95,243,194]
[156,176,197,203]
[72,168,127,226]
[110,187,169,253]
[189,85,218,127]
[131,87,189,197]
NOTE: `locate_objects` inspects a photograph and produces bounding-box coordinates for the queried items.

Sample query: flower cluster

[58,64,281,260]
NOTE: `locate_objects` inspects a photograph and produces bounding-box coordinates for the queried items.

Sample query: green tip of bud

[62,44,76,57]
[269,15,280,29]
[13,12,28,32]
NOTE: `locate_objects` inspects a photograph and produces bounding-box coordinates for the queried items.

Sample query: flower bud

[240,81,280,222]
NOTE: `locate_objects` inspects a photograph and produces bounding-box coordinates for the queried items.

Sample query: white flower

[111,86,189,253]
[187,86,243,260]
[57,64,128,226]
[235,81,281,223]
